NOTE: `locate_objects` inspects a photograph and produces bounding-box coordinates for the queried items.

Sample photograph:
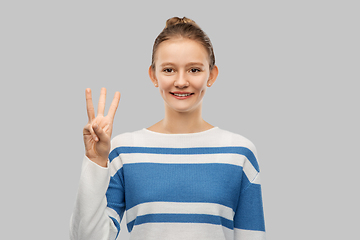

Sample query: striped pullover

[70,127,266,240]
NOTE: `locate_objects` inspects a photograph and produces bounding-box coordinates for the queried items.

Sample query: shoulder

[217,128,257,150]
[217,128,261,173]
[214,128,258,161]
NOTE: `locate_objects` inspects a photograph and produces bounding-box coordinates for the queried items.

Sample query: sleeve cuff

[82,155,110,169]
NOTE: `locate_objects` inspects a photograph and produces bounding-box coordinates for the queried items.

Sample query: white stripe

[106,207,121,224]
[129,222,234,240]
[126,201,235,224]
[111,127,255,152]
[234,228,266,240]
[243,159,260,184]
[109,155,123,177]
[120,153,246,166]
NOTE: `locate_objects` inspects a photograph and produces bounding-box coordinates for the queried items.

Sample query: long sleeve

[69,156,120,240]
[233,146,266,240]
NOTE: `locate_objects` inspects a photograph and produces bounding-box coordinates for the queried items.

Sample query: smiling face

[149,37,218,114]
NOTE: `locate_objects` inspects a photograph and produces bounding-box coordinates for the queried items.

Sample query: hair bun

[165,17,199,29]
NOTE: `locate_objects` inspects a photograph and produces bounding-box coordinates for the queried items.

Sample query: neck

[159,103,213,134]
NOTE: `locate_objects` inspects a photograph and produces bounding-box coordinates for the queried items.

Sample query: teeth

[174,93,191,97]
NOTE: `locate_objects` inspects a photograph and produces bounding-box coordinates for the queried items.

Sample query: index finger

[85,88,96,122]
[107,91,121,120]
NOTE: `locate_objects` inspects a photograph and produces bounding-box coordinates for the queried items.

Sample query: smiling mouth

[170,92,194,97]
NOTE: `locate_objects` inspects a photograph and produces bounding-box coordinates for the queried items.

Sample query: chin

[174,108,193,113]
[170,103,202,114]
[163,95,203,113]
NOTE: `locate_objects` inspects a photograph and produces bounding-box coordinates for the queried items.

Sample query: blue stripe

[106,168,126,217]
[234,183,265,231]
[127,214,234,232]
[123,163,242,210]
[109,216,120,239]
[109,146,259,172]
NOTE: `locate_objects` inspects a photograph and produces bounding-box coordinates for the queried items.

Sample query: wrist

[86,155,108,168]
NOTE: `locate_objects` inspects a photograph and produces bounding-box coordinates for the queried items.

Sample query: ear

[207,65,219,87]
[148,66,158,87]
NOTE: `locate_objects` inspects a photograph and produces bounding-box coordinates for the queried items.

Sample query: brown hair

[151,17,215,70]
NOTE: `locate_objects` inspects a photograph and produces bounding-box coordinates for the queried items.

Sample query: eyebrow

[159,62,205,67]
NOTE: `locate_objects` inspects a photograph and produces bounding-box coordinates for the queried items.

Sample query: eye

[163,68,174,73]
[189,68,201,73]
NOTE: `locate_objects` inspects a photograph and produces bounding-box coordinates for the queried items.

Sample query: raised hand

[83,88,121,167]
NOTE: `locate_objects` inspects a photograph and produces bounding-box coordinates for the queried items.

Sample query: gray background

[1,0,359,239]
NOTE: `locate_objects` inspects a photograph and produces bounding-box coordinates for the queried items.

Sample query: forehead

[154,38,209,66]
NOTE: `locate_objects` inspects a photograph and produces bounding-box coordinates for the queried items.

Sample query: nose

[174,72,189,88]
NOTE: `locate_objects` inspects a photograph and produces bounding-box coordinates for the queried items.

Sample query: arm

[70,88,122,240]
[234,146,266,240]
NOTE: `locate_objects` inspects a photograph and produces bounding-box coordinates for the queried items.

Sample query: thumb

[92,124,109,142]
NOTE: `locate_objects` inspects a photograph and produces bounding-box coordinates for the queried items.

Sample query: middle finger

[97,87,107,116]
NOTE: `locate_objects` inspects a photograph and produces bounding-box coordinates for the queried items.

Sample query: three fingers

[85,88,121,141]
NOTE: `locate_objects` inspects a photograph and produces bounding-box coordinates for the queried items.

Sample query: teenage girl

[70,16,266,240]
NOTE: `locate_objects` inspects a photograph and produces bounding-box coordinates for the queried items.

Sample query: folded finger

[85,88,95,122]
[93,123,109,142]
[90,125,99,142]
[84,123,99,142]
